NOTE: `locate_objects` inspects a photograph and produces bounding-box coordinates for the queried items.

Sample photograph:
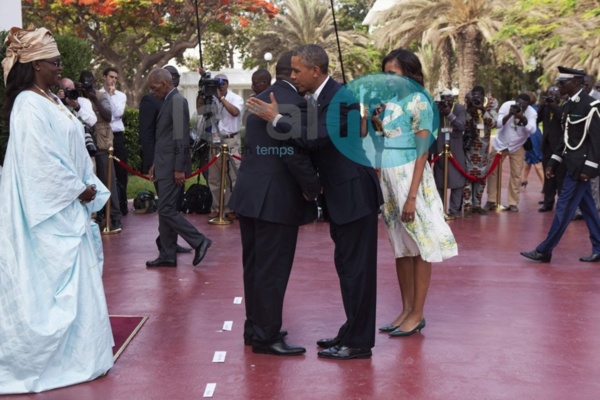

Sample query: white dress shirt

[75,97,97,128]
[99,88,126,132]
[216,91,244,136]
[494,100,538,153]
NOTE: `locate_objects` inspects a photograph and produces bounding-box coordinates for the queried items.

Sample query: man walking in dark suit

[230,52,321,356]
[139,66,190,254]
[145,68,212,268]
[521,66,600,263]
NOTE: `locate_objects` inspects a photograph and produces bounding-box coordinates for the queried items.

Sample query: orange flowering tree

[22,0,278,106]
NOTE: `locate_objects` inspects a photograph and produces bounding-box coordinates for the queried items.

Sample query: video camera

[198,71,225,103]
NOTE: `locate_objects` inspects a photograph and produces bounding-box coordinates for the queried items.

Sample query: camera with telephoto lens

[511,103,522,114]
[64,88,79,100]
[472,94,484,107]
[83,124,96,157]
[436,99,451,110]
[198,72,225,103]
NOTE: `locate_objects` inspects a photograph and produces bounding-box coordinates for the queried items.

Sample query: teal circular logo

[326,73,439,168]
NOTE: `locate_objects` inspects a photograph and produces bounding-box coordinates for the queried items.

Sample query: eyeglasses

[40,59,62,68]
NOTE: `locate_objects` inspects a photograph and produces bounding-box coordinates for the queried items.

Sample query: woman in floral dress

[373,48,458,336]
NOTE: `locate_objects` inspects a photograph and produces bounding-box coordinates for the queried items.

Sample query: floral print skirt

[380,162,458,262]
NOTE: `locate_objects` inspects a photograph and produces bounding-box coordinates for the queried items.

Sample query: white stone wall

[0,0,23,31]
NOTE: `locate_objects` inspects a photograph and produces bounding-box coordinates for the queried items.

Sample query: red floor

[6,168,600,399]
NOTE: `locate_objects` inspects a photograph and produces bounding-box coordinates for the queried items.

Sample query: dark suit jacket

[229,80,321,225]
[538,102,564,163]
[139,93,162,173]
[433,103,467,189]
[154,89,191,180]
[549,93,600,178]
[310,78,383,225]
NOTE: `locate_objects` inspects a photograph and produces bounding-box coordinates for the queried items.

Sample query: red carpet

[109,315,148,362]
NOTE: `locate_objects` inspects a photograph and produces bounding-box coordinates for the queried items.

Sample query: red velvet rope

[231,154,242,161]
[113,155,219,182]
[430,152,503,183]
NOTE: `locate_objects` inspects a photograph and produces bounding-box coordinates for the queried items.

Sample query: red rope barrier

[446,152,503,182]
[231,154,242,161]
[429,153,442,165]
[113,155,219,181]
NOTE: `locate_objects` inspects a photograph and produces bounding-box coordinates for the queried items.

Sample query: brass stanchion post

[209,144,233,225]
[102,147,122,235]
[442,143,450,216]
[495,151,503,211]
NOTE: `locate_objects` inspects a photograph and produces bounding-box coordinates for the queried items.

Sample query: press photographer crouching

[431,89,466,220]
[197,67,244,219]
[57,77,97,159]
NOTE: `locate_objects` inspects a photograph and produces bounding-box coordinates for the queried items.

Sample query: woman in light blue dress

[373,48,457,337]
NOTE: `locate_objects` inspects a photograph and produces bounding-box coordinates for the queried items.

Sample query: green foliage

[123,108,141,173]
[54,35,93,83]
[337,0,375,32]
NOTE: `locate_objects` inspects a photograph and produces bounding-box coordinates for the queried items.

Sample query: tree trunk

[439,39,453,90]
[457,25,480,101]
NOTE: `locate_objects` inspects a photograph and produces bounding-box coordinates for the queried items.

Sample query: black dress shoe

[520,250,552,263]
[193,238,212,266]
[146,258,177,267]
[580,254,600,262]
[317,345,372,360]
[573,214,584,221]
[538,205,553,212]
[252,340,306,356]
[244,330,289,346]
[316,337,341,348]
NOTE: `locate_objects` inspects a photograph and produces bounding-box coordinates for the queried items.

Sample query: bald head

[60,77,75,90]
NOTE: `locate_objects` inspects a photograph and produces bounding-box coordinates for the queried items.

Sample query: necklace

[32,83,72,119]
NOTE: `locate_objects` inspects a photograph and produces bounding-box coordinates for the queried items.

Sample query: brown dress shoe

[208,211,219,218]
[225,212,238,220]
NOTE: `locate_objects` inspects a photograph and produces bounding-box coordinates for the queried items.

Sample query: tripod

[196,98,239,225]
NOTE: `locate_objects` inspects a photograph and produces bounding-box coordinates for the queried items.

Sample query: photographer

[484,93,537,212]
[57,77,97,162]
[197,68,244,219]
[79,71,123,230]
[432,89,466,219]
[463,86,498,216]
[537,86,566,212]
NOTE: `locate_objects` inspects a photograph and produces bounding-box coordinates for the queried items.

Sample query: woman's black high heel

[389,319,426,337]
[521,180,528,188]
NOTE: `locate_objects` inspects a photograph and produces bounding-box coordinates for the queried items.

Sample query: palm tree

[245,0,372,80]
[371,0,523,98]
[543,17,600,82]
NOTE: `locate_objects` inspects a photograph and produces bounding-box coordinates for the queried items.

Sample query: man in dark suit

[521,66,600,263]
[295,44,383,360]
[432,89,466,219]
[250,44,384,359]
[538,86,566,212]
[230,52,321,356]
[145,68,212,268]
[139,66,191,254]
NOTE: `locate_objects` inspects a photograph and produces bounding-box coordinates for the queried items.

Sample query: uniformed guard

[521,66,600,263]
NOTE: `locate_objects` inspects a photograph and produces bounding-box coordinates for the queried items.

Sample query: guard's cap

[214,73,228,82]
[164,65,180,76]
[557,66,585,81]
[440,89,453,96]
